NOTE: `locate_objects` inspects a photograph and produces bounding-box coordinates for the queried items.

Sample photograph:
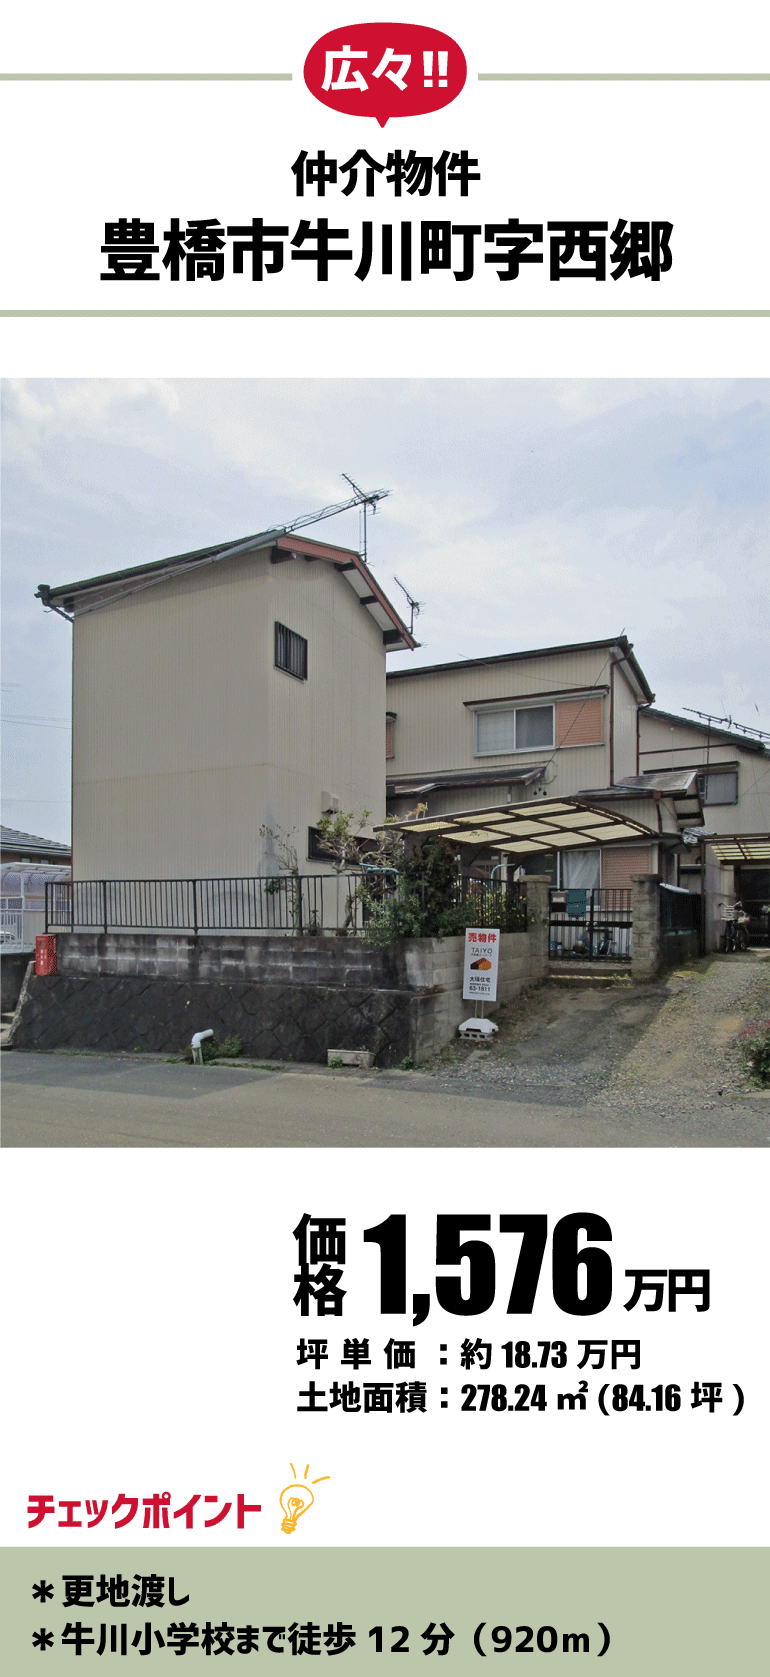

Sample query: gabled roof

[643,707,768,755]
[36,530,417,653]
[386,635,654,704]
[0,825,71,860]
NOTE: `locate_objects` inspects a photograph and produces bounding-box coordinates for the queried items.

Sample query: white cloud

[3,376,768,840]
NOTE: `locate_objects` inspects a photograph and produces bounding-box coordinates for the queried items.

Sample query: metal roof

[579,770,700,799]
[578,771,703,832]
[37,531,417,653]
[388,764,546,797]
[379,797,656,856]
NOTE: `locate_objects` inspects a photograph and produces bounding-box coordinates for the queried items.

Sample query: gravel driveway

[424,954,770,1134]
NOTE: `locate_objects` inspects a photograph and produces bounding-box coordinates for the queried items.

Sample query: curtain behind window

[561,848,600,889]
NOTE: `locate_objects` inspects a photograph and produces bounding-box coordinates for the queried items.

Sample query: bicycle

[720,900,750,953]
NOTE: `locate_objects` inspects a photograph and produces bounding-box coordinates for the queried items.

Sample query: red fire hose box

[35,935,58,975]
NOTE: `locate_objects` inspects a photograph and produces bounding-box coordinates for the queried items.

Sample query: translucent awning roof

[709,836,770,863]
[379,798,656,855]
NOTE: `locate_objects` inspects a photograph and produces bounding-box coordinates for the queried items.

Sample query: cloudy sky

[2,376,768,844]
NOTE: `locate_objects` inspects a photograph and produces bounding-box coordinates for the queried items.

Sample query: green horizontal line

[1,70,763,83]
[0,72,292,81]
[2,310,767,320]
[478,71,769,80]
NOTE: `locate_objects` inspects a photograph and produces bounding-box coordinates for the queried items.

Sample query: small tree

[357,833,473,945]
[315,810,407,934]
[316,809,372,871]
[258,822,301,932]
[259,822,299,875]
[316,810,410,873]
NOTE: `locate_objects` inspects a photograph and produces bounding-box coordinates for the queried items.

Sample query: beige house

[639,707,769,947]
[38,529,415,882]
[385,636,683,890]
[639,708,769,846]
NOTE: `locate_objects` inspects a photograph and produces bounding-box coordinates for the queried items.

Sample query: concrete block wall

[10,925,539,1066]
[631,875,700,979]
[53,928,534,1002]
[54,932,406,990]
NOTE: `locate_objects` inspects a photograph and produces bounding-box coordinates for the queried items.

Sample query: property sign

[462,927,500,1001]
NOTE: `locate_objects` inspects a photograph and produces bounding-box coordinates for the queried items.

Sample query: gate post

[631,874,661,982]
[524,875,551,980]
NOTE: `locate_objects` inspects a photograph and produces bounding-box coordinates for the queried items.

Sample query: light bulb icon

[280,1483,314,1534]
[279,1463,330,1534]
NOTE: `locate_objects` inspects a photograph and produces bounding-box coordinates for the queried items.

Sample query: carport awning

[709,835,770,863]
[379,797,656,856]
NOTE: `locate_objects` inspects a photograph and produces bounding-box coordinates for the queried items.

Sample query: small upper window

[699,769,738,806]
[275,622,307,681]
[386,712,396,759]
[475,704,554,756]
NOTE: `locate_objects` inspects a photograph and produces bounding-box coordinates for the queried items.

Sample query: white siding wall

[612,663,639,782]
[387,647,613,800]
[639,714,769,836]
[72,550,386,879]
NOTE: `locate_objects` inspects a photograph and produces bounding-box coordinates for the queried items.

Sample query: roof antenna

[393,575,425,637]
[683,707,770,742]
[341,474,387,566]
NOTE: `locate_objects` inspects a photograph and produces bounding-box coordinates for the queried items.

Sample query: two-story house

[638,707,769,946]
[37,528,415,884]
[385,636,684,890]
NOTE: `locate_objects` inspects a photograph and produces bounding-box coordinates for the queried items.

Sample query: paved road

[2,1048,768,1147]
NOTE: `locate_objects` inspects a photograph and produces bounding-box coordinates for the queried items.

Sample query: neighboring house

[0,832,72,960]
[1,826,71,866]
[638,708,770,947]
[37,529,415,883]
[0,862,72,953]
[385,636,680,890]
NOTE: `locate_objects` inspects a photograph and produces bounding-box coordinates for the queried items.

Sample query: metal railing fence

[46,875,366,935]
[1,908,24,945]
[548,887,632,962]
[740,899,770,948]
[45,873,528,937]
[461,877,527,932]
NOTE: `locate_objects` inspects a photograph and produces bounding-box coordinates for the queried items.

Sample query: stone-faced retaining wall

[1,949,32,1012]
[8,927,537,1066]
[10,971,416,1065]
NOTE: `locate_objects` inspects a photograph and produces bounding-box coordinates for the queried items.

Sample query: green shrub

[189,1034,243,1064]
[739,1018,770,1087]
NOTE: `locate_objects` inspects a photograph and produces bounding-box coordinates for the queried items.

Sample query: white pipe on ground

[191,1028,214,1065]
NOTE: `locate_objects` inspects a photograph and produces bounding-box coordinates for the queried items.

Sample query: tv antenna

[340,474,388,565]
[267,478,390,567]
[683,707,770,742]
[393,575,425,636]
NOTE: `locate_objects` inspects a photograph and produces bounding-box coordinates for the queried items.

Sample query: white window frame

[474,702,554,757]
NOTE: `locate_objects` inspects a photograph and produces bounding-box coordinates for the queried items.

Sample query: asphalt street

[2,1049,768,1147]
